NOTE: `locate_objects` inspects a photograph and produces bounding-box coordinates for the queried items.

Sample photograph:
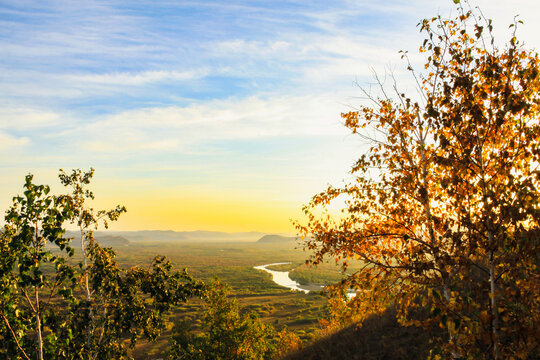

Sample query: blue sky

[1,0,539,232]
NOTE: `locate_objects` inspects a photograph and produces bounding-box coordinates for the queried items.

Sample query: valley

[100,237,345,359]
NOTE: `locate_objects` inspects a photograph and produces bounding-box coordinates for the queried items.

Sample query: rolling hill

[257,234,298,243]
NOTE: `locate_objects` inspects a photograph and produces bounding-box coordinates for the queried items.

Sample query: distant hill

[62,230,289,244]
[100,230,266,243]
[116,230,189,242]
[42,230,303,245]
[64,231,130,248]
[257,234,298,243]
[95,235,129,247]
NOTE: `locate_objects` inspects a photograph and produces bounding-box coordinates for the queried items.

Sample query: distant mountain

[61,230,284,243]
[64,231,130,248]
[257,234,298,243]
[115,230,189,242]
[96,235,129,247]
[99,230,266,243]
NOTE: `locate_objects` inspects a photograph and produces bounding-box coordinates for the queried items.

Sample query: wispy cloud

[66,69,210,86]
[62,93,350,152]
[0,108,63,130]
[1,0,539,231]
[0,131,29,149]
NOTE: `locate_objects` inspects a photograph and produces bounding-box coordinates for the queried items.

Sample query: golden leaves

[297,3,540,358]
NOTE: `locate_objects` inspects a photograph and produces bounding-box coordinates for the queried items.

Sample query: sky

[1,0,539,233]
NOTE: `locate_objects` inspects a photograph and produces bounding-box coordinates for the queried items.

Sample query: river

[254,262,357,298]
[253,262,310,293]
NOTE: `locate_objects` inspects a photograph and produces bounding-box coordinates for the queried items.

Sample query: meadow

[106,239,340,359]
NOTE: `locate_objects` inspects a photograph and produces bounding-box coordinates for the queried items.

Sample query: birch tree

[0,170,203,359]
[297,3,540,358]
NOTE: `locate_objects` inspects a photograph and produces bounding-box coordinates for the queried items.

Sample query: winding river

[253,262,310,293]
[254,262,357,298]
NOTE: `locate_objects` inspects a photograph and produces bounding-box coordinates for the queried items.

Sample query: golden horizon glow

[94,186,304,234]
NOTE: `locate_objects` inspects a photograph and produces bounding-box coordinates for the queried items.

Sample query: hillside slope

[282,309,435,360]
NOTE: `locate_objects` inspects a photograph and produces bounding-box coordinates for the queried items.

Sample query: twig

[1,312,31,360]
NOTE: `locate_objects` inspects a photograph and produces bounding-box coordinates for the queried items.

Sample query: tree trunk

[488,244,500,360]
[33,222,43,360]
[80,228,94,354]
[35,289,43,360]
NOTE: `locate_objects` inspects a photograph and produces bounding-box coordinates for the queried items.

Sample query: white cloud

[65,93,350,155]
[66,69,209,86]
[0,131,29,149]
[0,108,62,130]
[214,39,293,57]
[2,0,540,188]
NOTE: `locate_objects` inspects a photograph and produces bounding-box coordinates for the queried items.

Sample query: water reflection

[253,262,309,293]
[254,262,357,298]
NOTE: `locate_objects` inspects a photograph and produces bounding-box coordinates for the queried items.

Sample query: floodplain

[108,239,343,359]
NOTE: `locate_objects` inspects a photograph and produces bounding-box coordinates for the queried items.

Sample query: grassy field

[32,238,435,359]
[104,240,334,359]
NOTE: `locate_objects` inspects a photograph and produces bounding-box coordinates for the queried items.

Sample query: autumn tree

[167,280,277,360]
[0,170,203,359]
[296,2,539,359]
